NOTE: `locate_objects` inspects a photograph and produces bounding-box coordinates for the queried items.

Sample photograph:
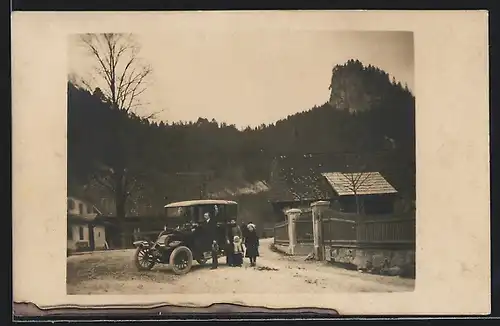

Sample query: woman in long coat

[244,223,260,266]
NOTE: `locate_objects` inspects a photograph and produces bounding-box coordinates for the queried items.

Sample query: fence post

[285,208,301,255]
[311,201,330,260]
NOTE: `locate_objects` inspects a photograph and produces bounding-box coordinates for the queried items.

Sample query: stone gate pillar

[311,201,330,260]
[285,208,301,255]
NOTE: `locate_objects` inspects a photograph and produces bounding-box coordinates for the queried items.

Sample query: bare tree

[340,154,373,216]
[78,33,154,114]
[89,163,147,248]
[77,33,156,248]
[340,171,372,215]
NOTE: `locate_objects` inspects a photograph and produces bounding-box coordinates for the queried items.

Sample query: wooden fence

[356,218,416,249]
[322,218,357,245]
[322,208,416,250]
[272,207,415,254]
[273,220,289,244]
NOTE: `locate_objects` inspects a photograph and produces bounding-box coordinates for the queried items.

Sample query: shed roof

[321,172,397,196]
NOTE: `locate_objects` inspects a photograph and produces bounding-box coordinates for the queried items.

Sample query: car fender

[133,240,152,248]
[168,240,183,248]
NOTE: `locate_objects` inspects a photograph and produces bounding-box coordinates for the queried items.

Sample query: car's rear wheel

[169,246,193,275]
[134,246,156,271]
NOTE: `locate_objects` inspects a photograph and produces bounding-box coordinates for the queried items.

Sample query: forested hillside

[68,59,415,220]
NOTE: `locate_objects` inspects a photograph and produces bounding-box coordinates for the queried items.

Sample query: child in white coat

[232,235,244,267]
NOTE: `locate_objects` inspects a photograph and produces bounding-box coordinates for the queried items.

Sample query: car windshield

[165,206,194,221]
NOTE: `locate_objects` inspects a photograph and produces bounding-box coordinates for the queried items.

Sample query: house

[321,171,397,214]
[67,196,108,253]
[94,214,170,248]
[268,152,400,220]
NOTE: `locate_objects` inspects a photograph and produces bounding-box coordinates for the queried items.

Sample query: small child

[232,235,244,267]
[210,240,219,270]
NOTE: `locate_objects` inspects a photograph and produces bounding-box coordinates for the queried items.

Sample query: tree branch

[357,172,373,189]
[80,35,113,91]
[340,173,358,193]
[92,174,116,193]
[116,56,135,101]
[143,108,165,120]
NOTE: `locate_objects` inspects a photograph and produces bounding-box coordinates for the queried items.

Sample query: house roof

[268,152,394,203]
[68,196,103,215]
[322,172,397,196]
[68,213,97,223]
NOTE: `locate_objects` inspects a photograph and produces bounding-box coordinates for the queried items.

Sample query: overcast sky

[69,31,414,129]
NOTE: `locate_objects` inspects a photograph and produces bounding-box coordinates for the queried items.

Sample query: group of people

[210,218,260,269]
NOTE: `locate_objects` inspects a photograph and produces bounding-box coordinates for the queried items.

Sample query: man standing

[203,212,217,249]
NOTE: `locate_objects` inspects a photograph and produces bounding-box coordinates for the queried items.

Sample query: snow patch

[209,180,270,197]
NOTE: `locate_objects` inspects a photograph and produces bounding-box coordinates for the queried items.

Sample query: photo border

[11,5,493,321]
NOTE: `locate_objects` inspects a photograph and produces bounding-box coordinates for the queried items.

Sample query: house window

[79,203,84,215]
[98,231,101,237]
[67,199,75,210]
[79,226,84,240]
[87,205,93,214]
[67,224,72,240]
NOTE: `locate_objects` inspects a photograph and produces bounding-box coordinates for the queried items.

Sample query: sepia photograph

[66,30,416,294]
[12,10,489,316]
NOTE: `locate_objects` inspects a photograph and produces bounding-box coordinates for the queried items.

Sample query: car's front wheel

[134,246,156,271]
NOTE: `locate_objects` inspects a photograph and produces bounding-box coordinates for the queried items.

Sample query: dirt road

[67,238,414,294]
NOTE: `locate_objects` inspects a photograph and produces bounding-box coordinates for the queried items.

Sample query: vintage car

[133,199,238,275]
